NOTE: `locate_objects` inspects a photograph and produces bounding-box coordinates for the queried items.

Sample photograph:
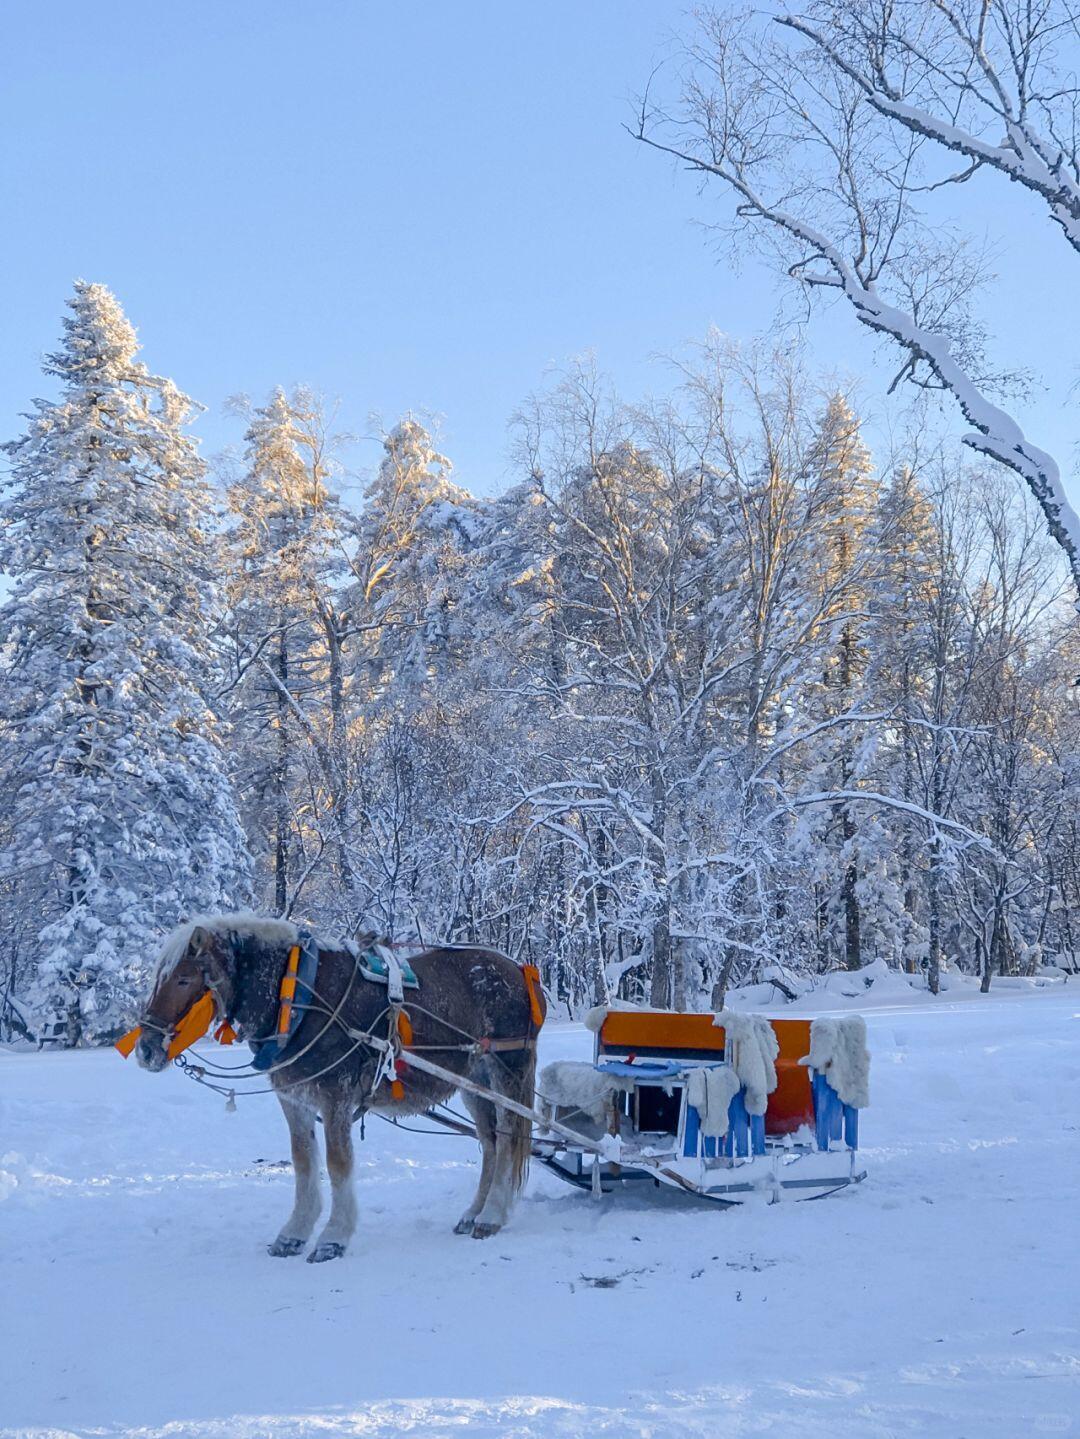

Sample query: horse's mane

[156,911,301,976]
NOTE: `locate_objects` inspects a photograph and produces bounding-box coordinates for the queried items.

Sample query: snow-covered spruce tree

[352,417,482,699]
[343,418,489,936]
[0,283,250,1044]
[801,395,879,970]
[866,465,940,974]
[224,387,354,921]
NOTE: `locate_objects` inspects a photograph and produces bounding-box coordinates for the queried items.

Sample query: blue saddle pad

[357,947,419,989]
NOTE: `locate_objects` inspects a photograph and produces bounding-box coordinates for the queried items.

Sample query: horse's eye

[176,977,191,987]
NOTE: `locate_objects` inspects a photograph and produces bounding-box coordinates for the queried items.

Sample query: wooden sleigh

[530,1010,868,1205]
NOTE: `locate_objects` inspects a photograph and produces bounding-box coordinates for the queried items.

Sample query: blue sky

[2,1,1076,506]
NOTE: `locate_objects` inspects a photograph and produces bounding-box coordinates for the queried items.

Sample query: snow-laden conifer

[0,283,250,1043]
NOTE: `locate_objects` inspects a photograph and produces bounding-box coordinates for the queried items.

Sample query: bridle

[117,963,235,1061]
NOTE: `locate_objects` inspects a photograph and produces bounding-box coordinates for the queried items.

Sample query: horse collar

[249,929,320,1072]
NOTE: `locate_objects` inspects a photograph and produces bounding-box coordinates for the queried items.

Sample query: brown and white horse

[134,913,544,1262]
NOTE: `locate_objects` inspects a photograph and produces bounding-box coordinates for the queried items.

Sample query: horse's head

[136,923,234,1072]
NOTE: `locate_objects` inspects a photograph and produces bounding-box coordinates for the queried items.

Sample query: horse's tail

[509,1038,538,1193]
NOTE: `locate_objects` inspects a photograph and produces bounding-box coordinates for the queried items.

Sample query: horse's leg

[454,1093,497,1235]
[268,1093,322,1257]
[308,1094,357,1263]
[470,1051,536,1240]
[471,1118,516,1239]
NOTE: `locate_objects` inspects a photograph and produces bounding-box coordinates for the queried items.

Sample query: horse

[133,912,545,1262]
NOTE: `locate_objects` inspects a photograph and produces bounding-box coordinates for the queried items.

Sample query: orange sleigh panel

[764,1018,814,1135]
[599,1010,727,1056]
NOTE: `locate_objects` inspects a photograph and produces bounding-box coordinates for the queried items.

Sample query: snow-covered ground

[2,987,1078,1438]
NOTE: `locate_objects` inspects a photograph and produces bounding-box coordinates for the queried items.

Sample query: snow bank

[712,1011,779,1115]
[726,957,1070,1014]
[684,1065,741,1137]
[800,1016,870,1108]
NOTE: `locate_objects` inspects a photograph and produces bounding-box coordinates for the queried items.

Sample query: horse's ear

[188,925,210,954]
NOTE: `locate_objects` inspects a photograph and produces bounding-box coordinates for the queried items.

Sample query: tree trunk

[649,897,673,1009]
[927,832,942,996]
[839,620,861,969]
[325,616,359,915]
[273,630,290,915]
[983,886,1006,994]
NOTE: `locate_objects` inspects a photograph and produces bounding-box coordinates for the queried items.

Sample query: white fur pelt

[712,1011,779,1116]
[800,1016,871,1108]
[156,912,301,977]
[539,1060,633,1123]
[685,1065,741,1138]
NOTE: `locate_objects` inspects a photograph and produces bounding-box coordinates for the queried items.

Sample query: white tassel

[591,1158,603,1200]
[225,1089,237,1114]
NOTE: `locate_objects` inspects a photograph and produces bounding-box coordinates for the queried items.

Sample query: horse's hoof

[268,1236,306,1258]
[453,1217,475,1235]
[471,1222,501,1239]
[307,1241,346,1263]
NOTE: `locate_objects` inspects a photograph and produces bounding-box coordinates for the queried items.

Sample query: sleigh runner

[530,1009,869,1204]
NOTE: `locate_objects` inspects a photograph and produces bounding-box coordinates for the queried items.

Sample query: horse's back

[410,946,539,1042]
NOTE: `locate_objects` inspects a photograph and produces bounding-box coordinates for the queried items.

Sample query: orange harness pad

[521,964,544,1028]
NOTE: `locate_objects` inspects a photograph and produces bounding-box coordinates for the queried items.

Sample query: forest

[1,280,1078,1043]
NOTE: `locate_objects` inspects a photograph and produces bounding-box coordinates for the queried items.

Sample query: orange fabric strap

[521,963,544,1028]
[167,991,216,1059]
[115,1026,141,1057]
[277,945,302,1035]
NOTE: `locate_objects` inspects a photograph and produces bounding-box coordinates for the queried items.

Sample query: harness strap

[277,943,302,1037]
[476,1035,537,1054]
[389,1005,411,1100]
[375,943,406,1004]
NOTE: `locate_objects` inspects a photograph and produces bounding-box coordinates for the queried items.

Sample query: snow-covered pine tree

[353,417,481,699]
[803,395,879,970]
[225,387,348,918]
[343,418,490,936]
[0,283,251,1044]
[867,466,940,972]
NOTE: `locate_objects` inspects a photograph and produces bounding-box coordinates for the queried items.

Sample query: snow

[2,987,1078,1437]
[727,959,1068,1013]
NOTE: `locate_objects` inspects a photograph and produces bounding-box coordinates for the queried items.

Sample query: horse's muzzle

[136,1030,169,1072]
